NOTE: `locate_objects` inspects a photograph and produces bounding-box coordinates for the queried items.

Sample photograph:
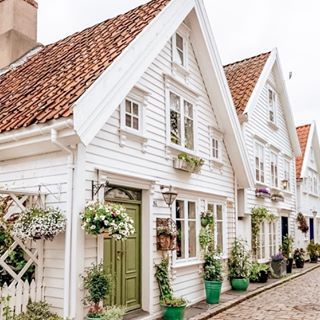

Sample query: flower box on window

[271,192,284,202]
[255,188,271,199]
[173,153,204,173]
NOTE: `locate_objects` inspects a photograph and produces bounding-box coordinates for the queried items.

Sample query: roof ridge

[296,123,312,129]
[223,50,272,68]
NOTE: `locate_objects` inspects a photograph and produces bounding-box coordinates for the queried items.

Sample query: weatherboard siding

[0,152,68,314]
[84,27,237,316]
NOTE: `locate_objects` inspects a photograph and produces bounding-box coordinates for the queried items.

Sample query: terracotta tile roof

[224,51,271,116]
[296,124,311,179]
[0,0,170,133]
[0,0,38,8]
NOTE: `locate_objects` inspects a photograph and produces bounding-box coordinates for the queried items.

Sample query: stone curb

[189,264,320,320]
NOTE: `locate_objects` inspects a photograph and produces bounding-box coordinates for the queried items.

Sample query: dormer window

[175,33,185,66]
[125,99,140,131]
[268,88,276,123]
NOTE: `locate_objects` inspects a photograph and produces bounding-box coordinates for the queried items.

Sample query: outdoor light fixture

[91,180,109,200]
[161,185,178,208]
[281,179,288,190]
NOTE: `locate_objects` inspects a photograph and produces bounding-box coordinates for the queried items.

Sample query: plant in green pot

[83,263,112,319]
[280,234,294,273]
[307,240,319,263]
[228,239,251,291]
[294,248,305,268]
[161,297,187,320]
[203,252,223,304]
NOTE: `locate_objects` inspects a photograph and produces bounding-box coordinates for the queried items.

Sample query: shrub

[203,253,223,282]
[14,301,63,320]
[249,262,269,282]
[228,239,251,279]
[101,306,125,320]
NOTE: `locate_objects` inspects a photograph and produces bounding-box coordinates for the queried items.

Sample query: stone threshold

[186,263,320,320]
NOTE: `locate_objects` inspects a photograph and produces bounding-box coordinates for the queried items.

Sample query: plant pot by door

[286,258,293,273]
[271,260,286,277]
[310,255,318,263]
[161,304,186,320]
[87,317,102,320]
[295,259,305,268]
[231,278,249,291]
[257,270,268,283]
[204,280,222,304]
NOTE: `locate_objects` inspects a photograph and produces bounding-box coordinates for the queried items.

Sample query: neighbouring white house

[296,122,320,249]
[0,0,254,319]
[224,49,301,262]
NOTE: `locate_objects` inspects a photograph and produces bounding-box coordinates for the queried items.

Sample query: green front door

[103,203,141,312]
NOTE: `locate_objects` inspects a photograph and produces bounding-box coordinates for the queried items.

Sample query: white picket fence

[0,280,38,318]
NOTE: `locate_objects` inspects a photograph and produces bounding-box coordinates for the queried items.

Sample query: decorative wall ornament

[156,218,177,251]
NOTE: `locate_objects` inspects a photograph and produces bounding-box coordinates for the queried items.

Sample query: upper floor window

[170,92,194,150]
[255,142,265,183]
[173,32,188,68]
[314,175,318,195]
[270,152,278,187]
[125,99,140,131]
[268,88,276,123]
[212,138,219,160]
[283,159,291,191]
[175,199,197,261]
[310,147,315,163]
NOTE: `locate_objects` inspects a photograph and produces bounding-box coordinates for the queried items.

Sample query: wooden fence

[0,280,38,318]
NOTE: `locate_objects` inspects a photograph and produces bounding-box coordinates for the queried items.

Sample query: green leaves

[228,239,251,279]
[155,258,173,301]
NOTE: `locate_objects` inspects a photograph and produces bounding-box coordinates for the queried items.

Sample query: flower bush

[203,253,223,282]
[13,207,66,241]
[228,239,251,279]
[271,252,284,262]
[80,201,135,240]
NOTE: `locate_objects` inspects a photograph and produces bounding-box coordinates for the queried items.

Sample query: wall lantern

[281,179,288,190]
[161,185,178,208]
[91,180,109,200]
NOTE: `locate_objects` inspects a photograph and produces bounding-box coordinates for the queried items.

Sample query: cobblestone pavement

[210,268,320,320]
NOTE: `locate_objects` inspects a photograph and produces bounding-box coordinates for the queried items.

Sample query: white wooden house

[296,122,320,249]
[224,49,301,262]
[0,0,254,319]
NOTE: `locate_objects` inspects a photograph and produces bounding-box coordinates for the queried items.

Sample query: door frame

[95,169,155,314]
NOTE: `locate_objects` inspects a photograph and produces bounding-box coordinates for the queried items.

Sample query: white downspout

[51,129,74,318]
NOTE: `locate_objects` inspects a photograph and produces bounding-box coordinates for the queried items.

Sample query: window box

[173,153,204,173]
[271,192,284,202]
[255,188,271,199]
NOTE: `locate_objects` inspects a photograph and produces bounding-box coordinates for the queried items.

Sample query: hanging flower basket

[80,201,135,240]
[255,188,271,199]
[12,207,66,241]
[297,212,309,233]
[173,153,204,173]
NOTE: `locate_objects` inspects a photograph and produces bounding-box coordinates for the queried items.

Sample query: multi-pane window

[207,203,225,254]
[212,138,219,160]
[175,33,185,66]
[269,221,277,257]
[284,159,291,191]
[268,88,276,123]
[259,222,266,260]
[170,92,194,150]
[314,176,318,195]
[255,143,265,183]
[125,99,140,131]
[270,152,278,187]
[175,200,197,260]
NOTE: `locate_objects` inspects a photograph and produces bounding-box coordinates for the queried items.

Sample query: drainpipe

[51,129,74,318]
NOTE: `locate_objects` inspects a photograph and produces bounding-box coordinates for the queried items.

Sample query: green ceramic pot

[231,278,249,291]
[161,304,186,320]
[87,316,102,320]
[205,280,222,304]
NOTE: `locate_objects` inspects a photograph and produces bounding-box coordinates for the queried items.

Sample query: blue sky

[37,0,320,127]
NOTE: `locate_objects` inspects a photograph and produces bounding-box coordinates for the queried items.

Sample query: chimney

[0,0,38,69]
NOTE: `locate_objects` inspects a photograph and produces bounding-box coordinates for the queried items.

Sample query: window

[268,88,276,123]
[175,33,184,66]
[269,221,277,257]
[125,99,140,131]
[314,176,318,195]
[255,143,265,183]
[259,222,266,260]
[207,203,225,254]
[212,138,220,160]
[175,200,197,260]
[270,152,278,187]
[173,31,188,68]
[284,160,291,191]
[170,92,194,150]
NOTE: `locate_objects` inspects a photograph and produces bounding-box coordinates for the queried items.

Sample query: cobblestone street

[210,267,320,320]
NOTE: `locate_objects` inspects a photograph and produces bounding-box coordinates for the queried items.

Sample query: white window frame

[173,198,199,264]
[209,127,223,166]
[267,86,277,124]
[270,152,279,188]
[255,142,265,183]
[258,220,278,262]
[283,159,291,191]
[172,24,190,73]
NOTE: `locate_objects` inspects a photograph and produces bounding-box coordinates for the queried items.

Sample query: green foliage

[251,207,276,258]
[228,239,251,279]
[1,296,14,320]
[101,306,125,320]
[177,153,204,168]
[249,262,269,282]
[203,253,223,282]
[307,240,319,258]
[280,234,294,258]
[83,263,112,307]
[14,301,63,320]
[297,213,309,233]
[294,248,306,262]
[155,258,173,301]
[161,297,187,307]
[199,228,214,253]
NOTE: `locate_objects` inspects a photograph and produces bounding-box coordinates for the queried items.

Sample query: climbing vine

[154,258,173,302]
[297,212,309,233]
[251,207,276,259]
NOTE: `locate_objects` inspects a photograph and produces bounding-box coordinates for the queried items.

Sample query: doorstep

[186,262,320,320]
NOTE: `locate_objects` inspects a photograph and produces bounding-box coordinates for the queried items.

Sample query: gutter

[50,129,74,318]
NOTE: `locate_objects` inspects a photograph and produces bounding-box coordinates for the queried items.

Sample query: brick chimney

[0,0,38,69]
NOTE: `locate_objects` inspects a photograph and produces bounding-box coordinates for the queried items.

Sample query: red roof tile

[296,124,311,179]
[0,0,170,133]
[224,51,271,116]
[0,0,38,8]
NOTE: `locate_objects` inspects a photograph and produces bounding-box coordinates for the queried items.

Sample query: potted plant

[307,240,319,263]
[271,191,284,202]
[255,188,271,199]
[228,239,251,291]
[157,225,176,251]
[200,211,214,228]
[80,201,135,240]
[83,263,112,319]
[297,213,309,233]
[280,235,294,273]
[161,297,187,320]
[294,248,305,268]
[271,252,286,277]
[203,253,223,304]
[173,152,204,173]
[249,262,269,283]
[12,207,66,241]
[101,306,125,320]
